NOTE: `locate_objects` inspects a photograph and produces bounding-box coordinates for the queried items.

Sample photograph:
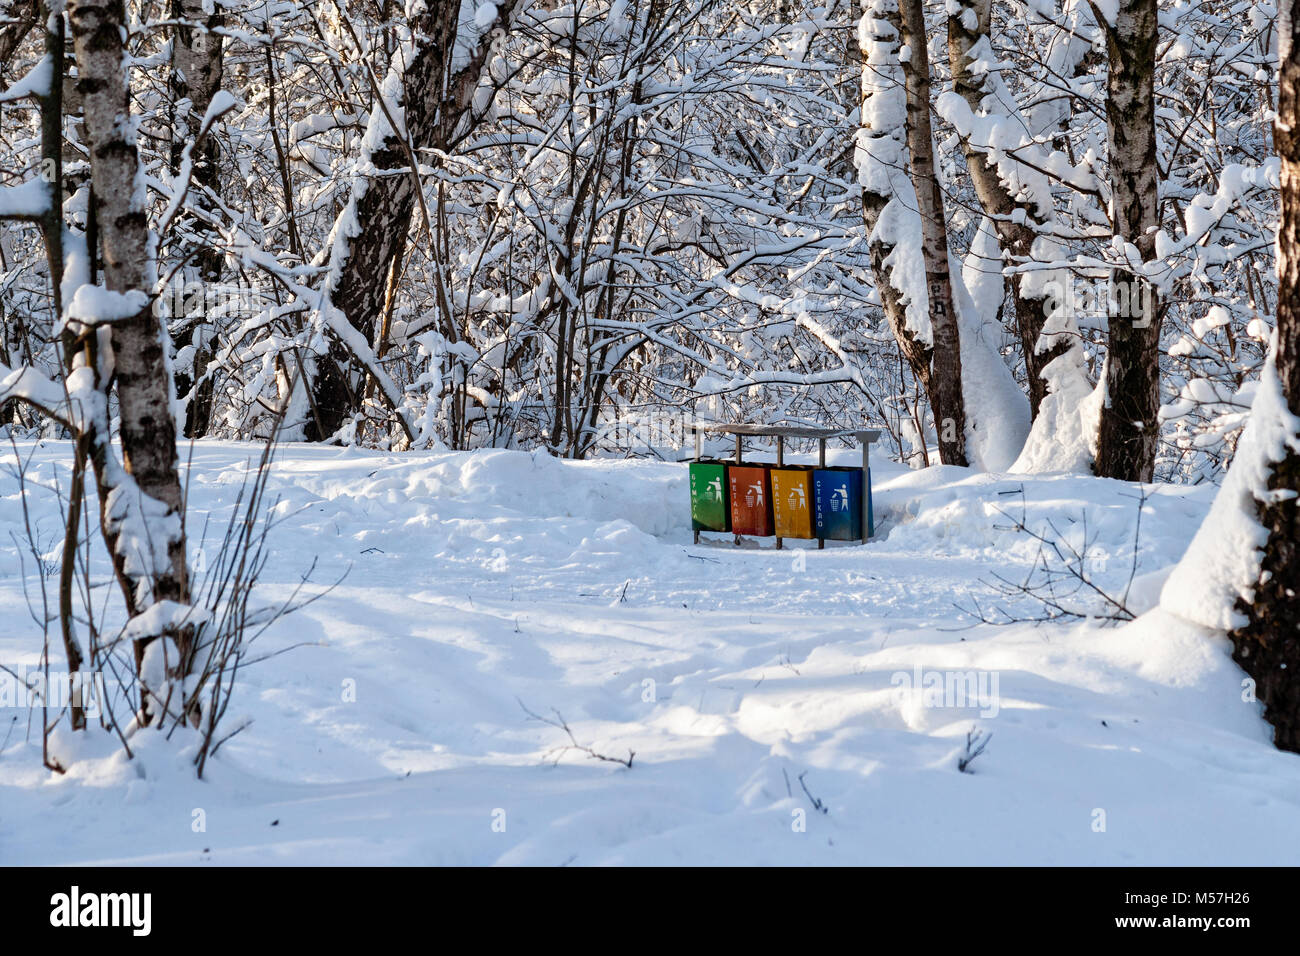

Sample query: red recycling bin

[728,465,773,536]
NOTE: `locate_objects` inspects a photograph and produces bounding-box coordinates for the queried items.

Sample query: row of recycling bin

[689,461,873,541]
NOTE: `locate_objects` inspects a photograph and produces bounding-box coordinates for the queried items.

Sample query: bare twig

[957,727,992,774]
[518,698,634,768]
[797,770,828,814]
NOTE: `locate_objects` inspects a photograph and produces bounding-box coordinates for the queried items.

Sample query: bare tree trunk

[1093,0,1163,481]
[68,0,192,704]
[947,0,1074,418]
[169,0,224,438]
[899,0,967,465]
[39,2,87,730]
[1228,0,1300,753]
[308,1,519,441]
[0,0,38,82]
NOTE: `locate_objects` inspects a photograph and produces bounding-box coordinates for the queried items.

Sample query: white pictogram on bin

[706,478,722,500]
[831,484,848,512]
[787,485,805,510]
[745,482,764,507]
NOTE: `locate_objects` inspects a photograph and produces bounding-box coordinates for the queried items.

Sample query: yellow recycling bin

[770,467,814,539]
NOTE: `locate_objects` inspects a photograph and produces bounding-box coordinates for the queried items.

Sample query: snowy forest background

[2,0,1299,865]
[1,0,1276,472]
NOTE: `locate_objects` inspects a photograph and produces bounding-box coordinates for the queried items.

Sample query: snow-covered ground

[2,440,1299,865]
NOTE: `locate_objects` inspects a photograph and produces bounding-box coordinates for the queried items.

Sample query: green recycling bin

[689,460,731,532]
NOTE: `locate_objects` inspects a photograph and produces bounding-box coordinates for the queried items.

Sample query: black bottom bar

[3,866,1281,942]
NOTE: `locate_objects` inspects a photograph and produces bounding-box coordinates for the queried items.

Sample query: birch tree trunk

[1093,0,1163,481]
[859,0,934,428]
[68,0,192,700]
[899,0,967,465]
[1227,0,1300,753]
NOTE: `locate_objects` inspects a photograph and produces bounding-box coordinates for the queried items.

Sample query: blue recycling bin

[812,468,864,541]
